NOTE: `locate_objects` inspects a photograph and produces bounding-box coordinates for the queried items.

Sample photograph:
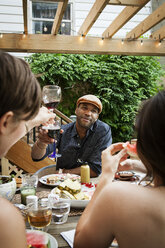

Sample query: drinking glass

[42,85,62,160]
[51,200,70,224]
[27,201,52,231]
[20,186,36,205]
[22,173,38,188]
[42,85,61,111]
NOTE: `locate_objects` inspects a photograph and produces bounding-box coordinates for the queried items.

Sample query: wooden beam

[40,0,66,2]
[22,0,28,35]
[42,0,66,1]
[150,25,165,41]
[102,0,149,38]
[0,34,164,56]
[51,0,69,35]
[78,0,109,36]
[108,0,148,6]
[126,3,165,39]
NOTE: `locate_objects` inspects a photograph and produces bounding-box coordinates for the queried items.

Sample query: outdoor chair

[34,164,56,179]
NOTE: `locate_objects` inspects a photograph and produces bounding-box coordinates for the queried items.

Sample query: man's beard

[76,116,93,129]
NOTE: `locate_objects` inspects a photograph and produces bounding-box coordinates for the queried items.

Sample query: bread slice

[15,177,22,188]
[74,192,90,200]
[58,178,81,194]
[61,190,76,200]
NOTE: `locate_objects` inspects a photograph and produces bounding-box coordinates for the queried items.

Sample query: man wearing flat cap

[32,94,112,177]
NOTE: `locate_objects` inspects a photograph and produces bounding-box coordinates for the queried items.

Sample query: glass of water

[52,200,70,224]
[22,173,38,188]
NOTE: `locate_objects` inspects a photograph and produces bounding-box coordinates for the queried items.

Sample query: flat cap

[77,94,102,114]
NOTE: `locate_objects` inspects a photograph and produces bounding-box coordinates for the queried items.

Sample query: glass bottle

[81,162,90,183]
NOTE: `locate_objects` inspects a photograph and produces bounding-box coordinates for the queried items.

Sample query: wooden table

[47,215,79,247]
[13,177,100,248]
[37,177,100,248]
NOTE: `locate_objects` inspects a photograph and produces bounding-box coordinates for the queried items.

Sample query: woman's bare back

[108,182,165,248]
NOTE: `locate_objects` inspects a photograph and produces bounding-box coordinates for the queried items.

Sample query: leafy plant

[26,54,164,142]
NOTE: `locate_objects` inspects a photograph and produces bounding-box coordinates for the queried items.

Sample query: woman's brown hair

[0,52,41,121]
[136,91,165,185]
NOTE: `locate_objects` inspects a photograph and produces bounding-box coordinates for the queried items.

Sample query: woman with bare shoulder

[74,91,165,248]
[0,52,55,248]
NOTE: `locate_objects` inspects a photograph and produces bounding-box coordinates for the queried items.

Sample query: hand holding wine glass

[42,85,62,160]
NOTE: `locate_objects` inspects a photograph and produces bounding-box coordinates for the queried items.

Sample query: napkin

[61,229,118,247]
[60,229,75,248]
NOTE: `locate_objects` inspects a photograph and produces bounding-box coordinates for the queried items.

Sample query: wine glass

[42,85,61,111]
[42,85,62,160]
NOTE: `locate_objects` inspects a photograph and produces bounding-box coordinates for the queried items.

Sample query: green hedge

[26,54,164,142]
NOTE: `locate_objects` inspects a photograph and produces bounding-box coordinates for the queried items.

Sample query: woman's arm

[0,198,27,248]
[74,143,127,248]
[25,106,55,133]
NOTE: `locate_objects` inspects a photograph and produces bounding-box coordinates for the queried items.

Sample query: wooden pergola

[0,0,164,56]
[1,0,165,174]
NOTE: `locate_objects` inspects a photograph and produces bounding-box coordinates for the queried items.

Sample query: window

[31,1,71,35]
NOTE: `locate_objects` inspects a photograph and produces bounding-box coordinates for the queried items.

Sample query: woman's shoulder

[101,181,153,211]
[101,181,165,217]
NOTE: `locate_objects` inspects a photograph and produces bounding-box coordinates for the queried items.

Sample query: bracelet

[36,140,47,150]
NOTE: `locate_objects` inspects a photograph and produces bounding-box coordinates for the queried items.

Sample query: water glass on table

[51,200,70,224]
[22,173,38,188]
[27,200,52,231]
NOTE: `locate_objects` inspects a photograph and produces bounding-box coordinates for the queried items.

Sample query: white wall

[0,0,151,36]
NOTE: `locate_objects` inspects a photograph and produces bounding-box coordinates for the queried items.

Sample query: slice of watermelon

[26,230,51,248]
[123,141,137,158]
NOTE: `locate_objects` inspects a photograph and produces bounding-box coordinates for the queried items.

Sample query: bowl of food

[51,178,95,208]
[0,176,16,201]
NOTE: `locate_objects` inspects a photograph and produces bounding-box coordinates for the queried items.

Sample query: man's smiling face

[75,103,99,129]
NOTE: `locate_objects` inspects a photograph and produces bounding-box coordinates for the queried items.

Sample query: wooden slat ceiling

[0,0,164,56]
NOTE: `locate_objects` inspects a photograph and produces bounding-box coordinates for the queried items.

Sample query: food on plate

[52,179,90,200]
[26,230,50,248]
[46,175,59,184]
[74,192,90,200]
[115,171,136,181]
[123,141,138,158]
[58,178,81,194]
[61,190,76,200]
[0,176,12,184]
[15,177,22,188]
[46,173,80,185]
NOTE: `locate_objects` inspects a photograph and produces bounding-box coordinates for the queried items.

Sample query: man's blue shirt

[36,120,112,175]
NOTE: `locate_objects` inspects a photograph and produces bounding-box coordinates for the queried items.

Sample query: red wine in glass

[44,101,60,110]
[42,124,61,139]
[42,85,62,160]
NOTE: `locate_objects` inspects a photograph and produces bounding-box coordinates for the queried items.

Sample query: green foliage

[25,54,164,142]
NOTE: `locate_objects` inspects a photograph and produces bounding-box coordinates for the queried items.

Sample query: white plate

[39,174,80,187]
[51,183,96,209]
[26,229,58,248]
[47,232,58,247]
